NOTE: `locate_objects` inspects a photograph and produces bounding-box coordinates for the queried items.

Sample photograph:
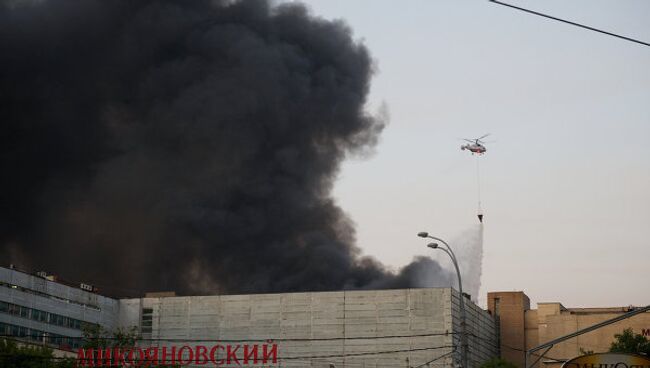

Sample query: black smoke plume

[0,0,454,295]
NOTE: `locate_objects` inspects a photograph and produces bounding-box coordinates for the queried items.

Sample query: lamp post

[418,232,468,368]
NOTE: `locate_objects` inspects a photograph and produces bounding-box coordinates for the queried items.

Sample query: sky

[289,0,650,308]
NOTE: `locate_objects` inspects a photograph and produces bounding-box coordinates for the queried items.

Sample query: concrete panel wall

[120,288,498,367]
[450,290,500,367]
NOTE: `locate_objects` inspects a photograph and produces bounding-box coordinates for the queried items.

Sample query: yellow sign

[562,353,650,368]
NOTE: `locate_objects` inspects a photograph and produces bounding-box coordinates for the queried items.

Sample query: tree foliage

[82,324,139,349]
[579,347,594,355]
[609,328,650,355]
[480,357,519,368]
[0,339,75,368]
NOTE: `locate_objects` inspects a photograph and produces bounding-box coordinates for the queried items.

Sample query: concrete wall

[524,309,538,358]
[0,266,499,367]
[460,289,500,367]
[121,288,498,367]
[487,291,530,367]
[488,291,650,368]
[533,304,650,367]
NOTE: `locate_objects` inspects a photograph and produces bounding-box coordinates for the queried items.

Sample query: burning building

[0,1,500,365]
[0,265,498,367]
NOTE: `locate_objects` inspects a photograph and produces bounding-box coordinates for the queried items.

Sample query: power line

[0,331,457,343]
[281,345,455,361]
[489,0,650,47]
[499,342,565,363]
[413,347,457,368]
[469,333,566,363]
[0,344,456,362]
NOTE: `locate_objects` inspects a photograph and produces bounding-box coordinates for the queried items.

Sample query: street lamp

[418,232,468,368]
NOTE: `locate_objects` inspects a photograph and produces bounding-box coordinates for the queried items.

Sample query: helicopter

[461,134,490,155]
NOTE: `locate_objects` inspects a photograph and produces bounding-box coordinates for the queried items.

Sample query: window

[71,338,81,349]
[33,309,48,323]
[29,330,41,341]
[141,308,153,334]
[494,297,501,317]
[20,306,30,318]
[0,281,101,310]
[0,322,76,349]
[0,301,90,331]
[48,334,60,345]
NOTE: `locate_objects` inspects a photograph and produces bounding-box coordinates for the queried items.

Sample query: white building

[0,265,119,350]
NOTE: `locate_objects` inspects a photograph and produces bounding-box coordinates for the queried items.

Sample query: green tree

[82,324,139,349]
[609,328,650,355]
[480,357,518,368]
[579,347,594,355]
[0,338,75,368]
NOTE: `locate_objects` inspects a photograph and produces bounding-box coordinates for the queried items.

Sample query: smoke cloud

[0,0,457,295]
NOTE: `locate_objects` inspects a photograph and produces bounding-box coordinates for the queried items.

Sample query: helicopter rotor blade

[477,133,490,140]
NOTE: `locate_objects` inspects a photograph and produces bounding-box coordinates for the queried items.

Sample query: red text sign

[76,343,278,367]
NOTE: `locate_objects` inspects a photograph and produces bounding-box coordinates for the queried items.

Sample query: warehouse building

[1,265,498,367]
[118,288,498,367]
[7,264,649,367]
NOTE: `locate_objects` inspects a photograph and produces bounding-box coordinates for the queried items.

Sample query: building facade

[0,266,119,350]
[488,291,650,368]
[118,288,499,367]
[1,266,499,367]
